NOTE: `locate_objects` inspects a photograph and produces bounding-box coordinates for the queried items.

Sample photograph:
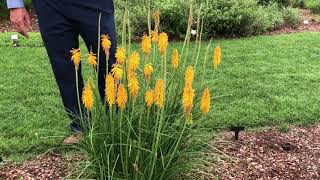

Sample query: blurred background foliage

[0,0,319,38]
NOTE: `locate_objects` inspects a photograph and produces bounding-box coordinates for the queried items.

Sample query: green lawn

[0,32,320,161]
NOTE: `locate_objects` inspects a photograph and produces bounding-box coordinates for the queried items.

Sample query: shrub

[275,0,292,6]
[258,0,305,7]
[154,1,189,39]
[258,0,290,6]
[0,0,34,18]
[291,0,306,8]
[0,1,9,17]
[306,0,320,14]
[115,0,288,39]
[115,0,189,40]
[203,0,284,36]
[114,0,148,40]
[282,7,301,28]
[257,3,285,30]
[24,0,33,10]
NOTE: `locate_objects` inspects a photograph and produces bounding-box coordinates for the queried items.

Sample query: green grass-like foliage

[0,32,44,47]
[306,0,320,14]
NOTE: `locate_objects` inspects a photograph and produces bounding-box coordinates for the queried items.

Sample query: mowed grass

[0,32,320,161]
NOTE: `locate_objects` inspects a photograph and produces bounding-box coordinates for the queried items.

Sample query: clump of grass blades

[70,1,223,179]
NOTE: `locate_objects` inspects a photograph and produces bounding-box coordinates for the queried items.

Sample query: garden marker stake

[230,126,245,141]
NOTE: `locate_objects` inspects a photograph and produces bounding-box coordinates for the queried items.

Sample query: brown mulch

[0,153,85,180]
[1,125,320,179]
[209,125,320,180]
[266,9,320,35]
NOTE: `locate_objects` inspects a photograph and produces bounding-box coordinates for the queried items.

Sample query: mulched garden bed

[209,125,320,179]
[266,9,320,35]
[1,125,320,179]
[0,153,85,180]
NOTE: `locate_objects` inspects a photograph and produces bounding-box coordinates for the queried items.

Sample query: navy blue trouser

[32,0,117,132]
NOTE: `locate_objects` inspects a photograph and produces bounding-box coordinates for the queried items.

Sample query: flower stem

[125,100,135,179]
[119,111,126,177]
[97,13,101,76]
[163,55,167,107]
[194,17,204,72]
[134,107,145,180]
[149,108,163,180]
[200,39,212,82]
[147,0,151,35]
[160,122,187,179]
[109,105,114,163]
[106,54,110,74]
[127,8,131,55]
[75,68,83,120]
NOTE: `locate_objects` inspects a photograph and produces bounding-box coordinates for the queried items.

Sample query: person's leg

[32,0,84,132]
[70,4,117,101]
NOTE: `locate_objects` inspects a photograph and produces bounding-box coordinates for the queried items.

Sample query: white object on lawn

[191,29,197,36]
[11,34,19,47]
[11,34,18,40]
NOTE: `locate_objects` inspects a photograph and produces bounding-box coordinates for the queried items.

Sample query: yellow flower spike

[117,84,128,111]
[128,51,140,73]
[145,89,154,107]
[111,64,123,81]
[171,48,179,69]
[184,66,195,87]
[154,79,164,108]
[182,85,195,116]
[82,81,94,111]
[115,47,126,65]
[105,74,116,107]
[200,88,211,115]
[141,35,152,56]
[213,45,222,69]
[144,63,154,81]
[101,34,112,56]
[128,72,140,99]
[217,45,222,66]
[87,51,97,68]
[158,32,168,56]
[70,48,81,69]
[153,10,160,33]
[150,31,158,43]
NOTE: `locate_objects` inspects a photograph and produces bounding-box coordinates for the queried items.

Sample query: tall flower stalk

[70,48,83,119]
[101,34,112,72]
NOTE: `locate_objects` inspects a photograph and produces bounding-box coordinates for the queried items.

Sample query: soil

[206,125,320,179]
[0,153,86,180]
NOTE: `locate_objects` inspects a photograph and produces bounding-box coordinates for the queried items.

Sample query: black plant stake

[230,126,245,140]
[282,142,295,151]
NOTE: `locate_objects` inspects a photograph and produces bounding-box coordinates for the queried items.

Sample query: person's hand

[9,8,31,38]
